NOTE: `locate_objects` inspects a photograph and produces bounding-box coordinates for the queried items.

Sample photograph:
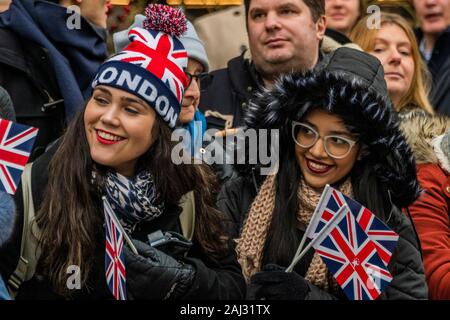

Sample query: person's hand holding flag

[286,185,398,300]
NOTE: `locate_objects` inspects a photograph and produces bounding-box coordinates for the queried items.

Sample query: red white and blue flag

[341,194,399,266]
[0,119,38,195]
[312,207,394,300]
[306,185,399,266]
[114,27,188,102]
[104,198,127,300]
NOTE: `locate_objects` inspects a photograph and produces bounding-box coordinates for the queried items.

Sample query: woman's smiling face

[295,109,360,190]
[84,85,157,177]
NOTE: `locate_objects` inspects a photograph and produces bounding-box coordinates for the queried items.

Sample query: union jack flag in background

[306,185,399,266]
[0,119,38,195]
[104,198,127,300]
[111,27,188,102]
[312,207,394,300]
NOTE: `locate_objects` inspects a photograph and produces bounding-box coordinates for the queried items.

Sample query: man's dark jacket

[416,27,450,116]
[0,0,107,159]
[199,53,261,131]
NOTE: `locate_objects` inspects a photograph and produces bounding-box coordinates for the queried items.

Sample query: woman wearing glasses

[217,47,428,299]
[178,21,211,158]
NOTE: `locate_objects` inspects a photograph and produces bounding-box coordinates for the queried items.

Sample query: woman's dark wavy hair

[35,101,228,296]
[244,71,421,266]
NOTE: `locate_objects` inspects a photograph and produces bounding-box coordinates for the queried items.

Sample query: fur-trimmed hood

[399,110,450,168]
[432,132,450,173]
[244,68,421,208]
[0,191,15,247]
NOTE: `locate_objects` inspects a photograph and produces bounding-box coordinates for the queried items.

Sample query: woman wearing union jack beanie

[0,4,245,300]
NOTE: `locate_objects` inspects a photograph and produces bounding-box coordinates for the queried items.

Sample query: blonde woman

[350,12,434,114]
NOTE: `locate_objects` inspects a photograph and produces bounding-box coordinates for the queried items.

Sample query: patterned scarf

[103,170,164,233]
[236,174,353,292]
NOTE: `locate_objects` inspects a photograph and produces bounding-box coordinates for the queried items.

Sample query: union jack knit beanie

[92,4,188,129]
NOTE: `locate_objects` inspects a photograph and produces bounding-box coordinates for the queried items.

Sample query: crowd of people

[0,0,449,300]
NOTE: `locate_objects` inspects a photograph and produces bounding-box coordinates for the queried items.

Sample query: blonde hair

[350,12,434,114]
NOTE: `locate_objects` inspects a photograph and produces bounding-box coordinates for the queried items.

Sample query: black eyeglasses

[185,72,213,88]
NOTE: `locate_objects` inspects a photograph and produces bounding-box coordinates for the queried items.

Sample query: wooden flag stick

[289,185,331,270]
[102,197,138,255]
[120,223,138,255]
[285,204,348,273]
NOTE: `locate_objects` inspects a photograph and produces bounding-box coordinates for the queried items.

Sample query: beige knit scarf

[236,174,353,291]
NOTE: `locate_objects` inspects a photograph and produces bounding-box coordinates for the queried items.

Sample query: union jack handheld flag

[0,119,38,195]
[313,208,394,300]
[305,185,399,265]
[305,185,342,240]
[104,198,127,300]
[342,194,399,266]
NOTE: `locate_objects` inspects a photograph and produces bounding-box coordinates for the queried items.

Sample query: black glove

[124,239,195,300]
[247,264,310,300]
[147,230,192,260]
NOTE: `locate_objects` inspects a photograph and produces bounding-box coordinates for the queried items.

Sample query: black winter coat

[416,27,450,116]
[199,36,338,132]
[217,175,429,300]
[0,28,65,161]
[199,53,261,131]
[0,143,246,300]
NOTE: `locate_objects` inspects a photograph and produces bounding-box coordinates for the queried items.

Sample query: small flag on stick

[0,119,38,195]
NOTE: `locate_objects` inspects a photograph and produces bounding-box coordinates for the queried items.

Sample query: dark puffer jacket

[218,176,428,299]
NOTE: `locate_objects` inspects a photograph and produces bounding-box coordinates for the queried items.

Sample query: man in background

[199,0,327,132]
[414,0,450,115]
[0,0,110,160]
